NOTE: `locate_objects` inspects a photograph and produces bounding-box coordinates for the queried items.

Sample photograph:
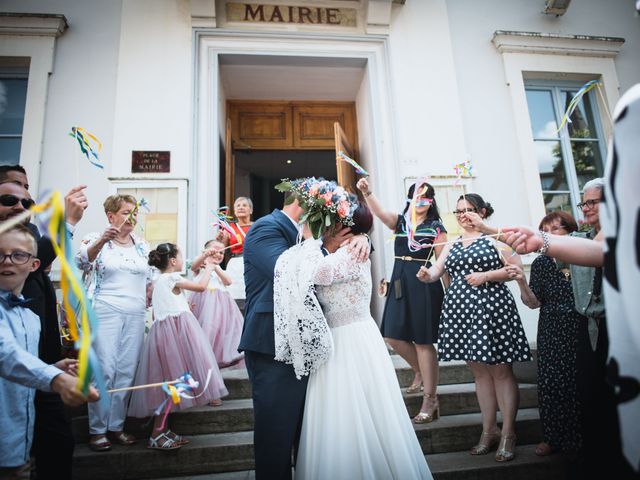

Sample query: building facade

[1,0,639,338]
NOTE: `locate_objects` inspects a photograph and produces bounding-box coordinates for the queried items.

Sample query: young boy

[0,225,98,478]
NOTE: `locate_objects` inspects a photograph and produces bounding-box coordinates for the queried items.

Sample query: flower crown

[275,177,358,240]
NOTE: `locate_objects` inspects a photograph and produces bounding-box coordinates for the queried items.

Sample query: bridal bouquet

[275,177,358,240]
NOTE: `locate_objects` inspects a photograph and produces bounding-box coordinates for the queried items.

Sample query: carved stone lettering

[226,3,357,27]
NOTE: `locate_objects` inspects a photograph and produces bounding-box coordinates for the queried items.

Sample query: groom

[240,192,368,480]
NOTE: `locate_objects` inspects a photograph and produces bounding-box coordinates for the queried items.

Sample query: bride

[273,178,431,479]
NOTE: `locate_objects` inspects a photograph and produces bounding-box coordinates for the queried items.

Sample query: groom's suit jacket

[239,209,299,356]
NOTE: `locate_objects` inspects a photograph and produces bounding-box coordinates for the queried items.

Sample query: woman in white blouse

[76,194,152,452]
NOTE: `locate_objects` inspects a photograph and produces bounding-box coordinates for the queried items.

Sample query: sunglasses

[0,194,35,210]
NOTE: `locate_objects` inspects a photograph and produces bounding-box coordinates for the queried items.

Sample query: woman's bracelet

[535,231,550,255]
[364,191,372,197]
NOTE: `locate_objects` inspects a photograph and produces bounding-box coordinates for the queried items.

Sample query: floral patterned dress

[529,254,586,453]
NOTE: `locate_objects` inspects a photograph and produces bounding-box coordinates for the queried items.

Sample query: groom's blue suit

[240,209,309,480]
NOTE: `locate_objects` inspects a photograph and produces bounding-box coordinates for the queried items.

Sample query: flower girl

[128,243,228,451]
[189,239,244,368]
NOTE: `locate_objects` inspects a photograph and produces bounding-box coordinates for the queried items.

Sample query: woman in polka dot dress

[417,193,532,463]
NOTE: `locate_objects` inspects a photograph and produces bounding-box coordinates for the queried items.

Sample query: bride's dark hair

[350,202,373,234]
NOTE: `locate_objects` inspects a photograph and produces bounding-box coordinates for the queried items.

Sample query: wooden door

[225,118,235,208]
[228,101,293,149]
[293,103,356,149]
[334,122,358,195]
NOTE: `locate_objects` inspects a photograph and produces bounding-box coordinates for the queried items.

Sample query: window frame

[0,69,29,165]
[525,80,608,218]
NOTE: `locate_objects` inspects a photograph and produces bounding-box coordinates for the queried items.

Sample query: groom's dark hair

[350,202,373,234]
[283,191,296,206]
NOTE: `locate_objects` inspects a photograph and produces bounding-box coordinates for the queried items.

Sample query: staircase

[71,352,567,479]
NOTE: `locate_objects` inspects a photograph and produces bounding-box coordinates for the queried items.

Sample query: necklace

[112,236,132,246]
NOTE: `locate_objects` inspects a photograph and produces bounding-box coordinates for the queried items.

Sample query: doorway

[224,99,359,220]
[235,149,337,218]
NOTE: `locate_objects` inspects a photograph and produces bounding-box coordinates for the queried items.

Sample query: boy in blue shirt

[0,224,98,477]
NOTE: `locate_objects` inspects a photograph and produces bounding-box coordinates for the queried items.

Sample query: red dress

[226,223,252,299]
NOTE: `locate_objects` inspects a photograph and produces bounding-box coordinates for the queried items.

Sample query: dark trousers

[570,317,637,479]
[32,391,74,480]
[245,351,308,480]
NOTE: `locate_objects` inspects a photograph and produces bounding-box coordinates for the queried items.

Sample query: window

[525,82,606,216]
[0,70,28,166]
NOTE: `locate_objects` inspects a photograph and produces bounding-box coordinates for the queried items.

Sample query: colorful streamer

[403,177,440,252]
[555,79,601,133]
[29,192,107,402]
[337,151,369,177]
[153,370,212,430]
[212,209,237,238]
[453,160,473,184]
[69,127,104,169]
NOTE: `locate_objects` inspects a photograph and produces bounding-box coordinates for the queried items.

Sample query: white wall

[1,0,123,238]
[387,0,468,179]
[111,0,193,181]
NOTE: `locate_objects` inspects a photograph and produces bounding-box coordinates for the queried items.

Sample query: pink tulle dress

[128,272,228,418]
[189,270,245,368]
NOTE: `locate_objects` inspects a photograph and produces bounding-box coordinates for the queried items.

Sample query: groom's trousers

[245,351,308,480]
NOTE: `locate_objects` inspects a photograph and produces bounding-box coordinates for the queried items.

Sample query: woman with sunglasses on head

[357,177,446,425]
[416,193,532,462]
[75,195,152,452]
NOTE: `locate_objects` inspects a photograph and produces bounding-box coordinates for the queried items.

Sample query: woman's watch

[364,191,372,197]
[535,231,550,255]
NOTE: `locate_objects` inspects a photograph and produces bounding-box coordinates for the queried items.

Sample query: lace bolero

[274,240,373,379]
[274,239,334,379]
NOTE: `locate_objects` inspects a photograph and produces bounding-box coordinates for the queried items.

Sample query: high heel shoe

[412,393,439,424]
[495,434,517,462]
[406,382,423,394]
[469,431,500,455]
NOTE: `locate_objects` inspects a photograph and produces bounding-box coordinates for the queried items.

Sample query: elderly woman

[220,196,254,299]
[505,211,586,457]
[76,195,151,452]
[568,178,624,475]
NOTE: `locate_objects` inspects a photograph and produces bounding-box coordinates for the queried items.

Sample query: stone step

[157,444,566,480]
[66,360,477,420]
[223,358,478,401]
[71,383,538,443]
[73,409,546,480]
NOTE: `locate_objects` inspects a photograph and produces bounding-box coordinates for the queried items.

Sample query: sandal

[108,431,137,446]
[470,431,500,455]
[209,399,222,407]
[89,434,112,452]
[166,429,190,446]
[406,383,424,394]
[495,434,517,462]
[147,431,182,451]
[412,393,439,424]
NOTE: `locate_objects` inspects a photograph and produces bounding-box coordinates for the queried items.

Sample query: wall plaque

[131,151,170,173]
[226,3,357,27]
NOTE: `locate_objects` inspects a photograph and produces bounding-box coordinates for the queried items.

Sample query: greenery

[275,177,358,240]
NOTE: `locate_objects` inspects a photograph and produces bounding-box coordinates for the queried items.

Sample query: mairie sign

[226,3,357,26]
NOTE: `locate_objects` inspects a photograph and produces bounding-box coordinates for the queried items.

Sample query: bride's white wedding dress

[294,245,432,479]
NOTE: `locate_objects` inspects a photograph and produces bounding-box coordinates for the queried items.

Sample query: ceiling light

[543,0,572,16]
[286,159,292,164]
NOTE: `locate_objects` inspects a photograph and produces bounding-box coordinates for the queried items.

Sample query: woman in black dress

[417,194,532,462]
[506,211,585,457]
[357,177,447,423]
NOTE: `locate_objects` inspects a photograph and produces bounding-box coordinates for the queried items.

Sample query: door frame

[192,31,400,311]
